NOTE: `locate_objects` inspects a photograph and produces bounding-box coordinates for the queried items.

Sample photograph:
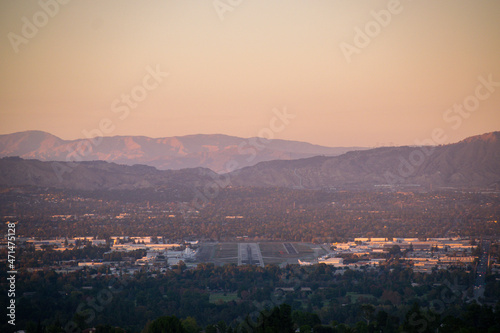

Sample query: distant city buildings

[298,237,478,273]
[1,233,491,275]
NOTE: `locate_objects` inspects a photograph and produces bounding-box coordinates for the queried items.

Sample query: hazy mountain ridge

[229,132,500,189]
[0,156,217,191]
[0,132,498,191]
[0,131,364,173]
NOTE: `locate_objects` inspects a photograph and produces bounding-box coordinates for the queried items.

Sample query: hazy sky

[1,0,499,147]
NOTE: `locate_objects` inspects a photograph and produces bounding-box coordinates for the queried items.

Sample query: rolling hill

[0,131,364,173]
[0,132,498,192]
[229,131,500,189]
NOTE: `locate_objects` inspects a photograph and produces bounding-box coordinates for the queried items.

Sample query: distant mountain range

[0,131,499,191]
[229,131,500,189]
[0,131,365,173]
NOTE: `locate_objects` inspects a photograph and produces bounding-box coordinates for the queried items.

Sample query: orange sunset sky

[1,0,499,147]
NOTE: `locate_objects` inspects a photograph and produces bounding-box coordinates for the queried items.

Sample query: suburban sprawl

[1,186,499,332]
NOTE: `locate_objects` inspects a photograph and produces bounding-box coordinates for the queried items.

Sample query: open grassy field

[214,243,238,257]
[259,242,287,257]
[293,243,315,254]
[209,292,239,304]
[212,243,239,265]
[260,242,319,264]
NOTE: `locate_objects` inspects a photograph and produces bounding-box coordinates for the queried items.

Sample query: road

[473,240,490,302]
[238,243,264,267]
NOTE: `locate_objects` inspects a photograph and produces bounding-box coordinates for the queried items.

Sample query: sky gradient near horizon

[1,0,499,147]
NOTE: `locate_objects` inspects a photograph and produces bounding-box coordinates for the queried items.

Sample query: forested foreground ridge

[1,262,499,333]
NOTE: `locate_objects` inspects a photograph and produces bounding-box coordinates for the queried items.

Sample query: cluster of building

[11,236,199,275]
[299,237,479,273]
[2,233,486,275]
